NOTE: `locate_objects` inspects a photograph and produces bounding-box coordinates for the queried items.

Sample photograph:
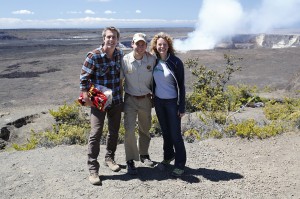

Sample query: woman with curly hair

[150,32,186,177]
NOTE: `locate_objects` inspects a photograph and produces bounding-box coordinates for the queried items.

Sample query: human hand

[82,92,95,107]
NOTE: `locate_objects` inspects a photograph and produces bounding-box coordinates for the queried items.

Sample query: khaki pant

[124,94,152,161]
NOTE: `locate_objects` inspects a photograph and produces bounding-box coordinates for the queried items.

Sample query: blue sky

[0,0,299,29]
[0,0,276,29]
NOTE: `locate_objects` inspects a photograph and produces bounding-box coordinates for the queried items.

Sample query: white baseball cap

[132,33,147,43]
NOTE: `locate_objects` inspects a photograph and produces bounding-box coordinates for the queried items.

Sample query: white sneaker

[140,155,155,167]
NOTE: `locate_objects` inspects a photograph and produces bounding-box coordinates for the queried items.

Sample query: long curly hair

[150,32,175,58]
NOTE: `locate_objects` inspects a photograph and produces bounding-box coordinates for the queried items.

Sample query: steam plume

[174,0,300,51]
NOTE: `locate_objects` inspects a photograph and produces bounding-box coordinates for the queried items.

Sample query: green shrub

[225,85,263,111]
[41,123,89,146]
[207,129,223,139]
[149,115,161,136]
[117,121,126,144]
[49,102,87,125]
[263,98,300,131]
[183,128,201,143]
[12,134,38,151]
[185,54,243,113]
[224,119,286,139]
[264,98,300,120]
[289,111,300,129]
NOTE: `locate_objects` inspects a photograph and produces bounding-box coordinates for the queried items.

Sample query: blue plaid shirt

[80,47,123,105]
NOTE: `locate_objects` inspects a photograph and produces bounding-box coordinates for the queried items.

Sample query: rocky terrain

[0,28,299,198]
[0,132,299,199]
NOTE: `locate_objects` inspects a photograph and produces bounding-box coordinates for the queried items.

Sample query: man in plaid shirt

[80,26,123,185]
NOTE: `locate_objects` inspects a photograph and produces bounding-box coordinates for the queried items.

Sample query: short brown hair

[102,26,120,40]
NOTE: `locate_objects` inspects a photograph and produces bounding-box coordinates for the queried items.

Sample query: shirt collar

[128,51,148,64]
[97,47,121,58]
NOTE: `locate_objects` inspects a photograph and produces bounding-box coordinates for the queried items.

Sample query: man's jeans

[154,97,186,169]
[87,103,122,173]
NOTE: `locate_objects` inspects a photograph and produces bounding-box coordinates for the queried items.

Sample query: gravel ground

[0,132,299,199]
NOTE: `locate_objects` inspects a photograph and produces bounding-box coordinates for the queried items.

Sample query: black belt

[126,93,152,99]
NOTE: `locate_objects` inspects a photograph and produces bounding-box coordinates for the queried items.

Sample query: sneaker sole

[171,169,184,177]
[89,180,101,185]
[140,162,155,167]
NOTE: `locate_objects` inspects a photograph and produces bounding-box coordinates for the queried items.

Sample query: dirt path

[0,132,299,199]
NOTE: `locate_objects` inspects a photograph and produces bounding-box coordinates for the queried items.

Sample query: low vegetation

[183,54,299,142]
[13,54,300,150]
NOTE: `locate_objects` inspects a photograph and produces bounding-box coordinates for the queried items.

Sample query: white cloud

[104,10,116,14]
[136,10,141,14]
[0,17,196,29]
[67,11,82,14]
[12,10,34,15]
[84,10,95,14]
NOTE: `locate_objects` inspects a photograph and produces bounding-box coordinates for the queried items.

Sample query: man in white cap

[121,33,156,175]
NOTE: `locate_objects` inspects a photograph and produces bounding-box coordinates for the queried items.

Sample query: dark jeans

[87,103,122,173]
[154,97,186,170]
